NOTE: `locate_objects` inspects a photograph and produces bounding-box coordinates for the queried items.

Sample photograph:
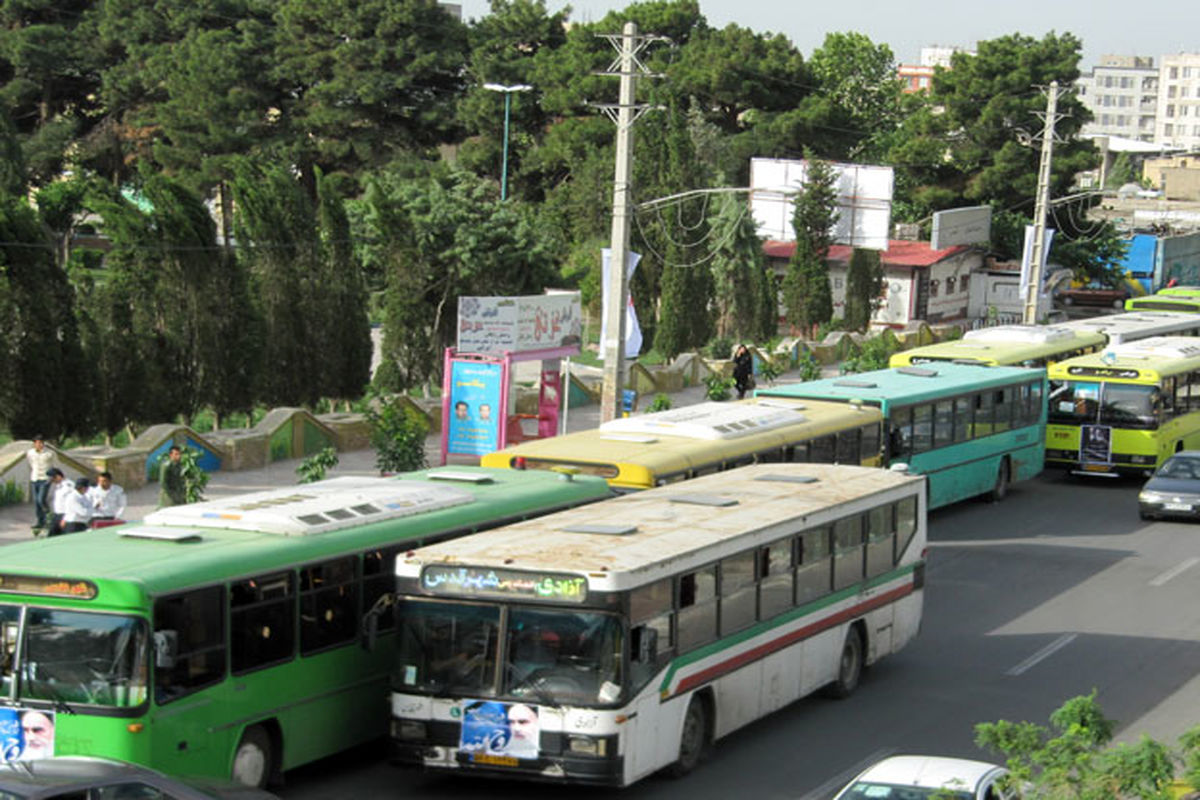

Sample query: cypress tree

[316,170,371,404]
[845,247,884,332]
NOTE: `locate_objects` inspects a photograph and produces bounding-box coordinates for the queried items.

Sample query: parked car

[1138,451,1200,521]
[0,757,279,800]
[832,754,1017,800]
[1055,283,1129,309]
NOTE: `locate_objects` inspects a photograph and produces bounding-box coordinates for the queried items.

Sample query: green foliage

[176,448,210,504]
[297,446,340,484]
[0,480,23,507]
[844,248,884,332]
[1106,152,1139,189]
[646,392,672,413]
[796,350,823,382]
[758,354,785,385]
[783,156,837,334]
[703,372,733,401]
[705,336,734,360]
[367,394,430,474]
[708,191,774,341]
[841,335,899,374]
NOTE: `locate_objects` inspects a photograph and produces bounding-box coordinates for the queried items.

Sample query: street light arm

[483,83,532,93]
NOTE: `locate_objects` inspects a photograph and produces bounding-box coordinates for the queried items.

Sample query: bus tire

[826,626,864,699]
[232,725,274,789]
[668,696,710,778]
[988,458,1010,502]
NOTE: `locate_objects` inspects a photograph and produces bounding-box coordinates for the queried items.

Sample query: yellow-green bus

[1046,336,1200,475]
[890,324,1104,368]
[479,398,884,491]
[1124,294,1200,313]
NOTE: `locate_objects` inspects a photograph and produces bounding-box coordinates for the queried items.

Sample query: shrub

[0,480,24,507]
[297,446,340,483]
[705,336,734,360]
[646,392,672,413]
[704,373,734,401]
[367,394,429,474]
[842,335,899,374]
[796,350,823,382]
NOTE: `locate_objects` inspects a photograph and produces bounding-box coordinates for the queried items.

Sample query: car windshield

[1049,381,1159,429]
[840,782,973,800]
[1156,455,1200,479]
[9,606,149,708]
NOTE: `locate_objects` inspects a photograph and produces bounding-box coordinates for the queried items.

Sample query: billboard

[931,205,992,250]
[750,158,894,250]
[446,360,503,456]
[457,294,581,355]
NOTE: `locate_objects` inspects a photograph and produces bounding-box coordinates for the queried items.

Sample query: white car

[832,755,1018,800]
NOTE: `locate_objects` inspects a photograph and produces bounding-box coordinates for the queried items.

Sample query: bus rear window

[520,459,618,479]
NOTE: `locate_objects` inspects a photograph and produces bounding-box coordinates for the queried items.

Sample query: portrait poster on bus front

[0,707,55,761]
[447,361,503,456]
[1081,424,1112,465]
[459,700,540,762]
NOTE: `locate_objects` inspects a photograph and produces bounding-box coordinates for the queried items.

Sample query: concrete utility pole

[1023,80,1068,325]
[596,22,665,423]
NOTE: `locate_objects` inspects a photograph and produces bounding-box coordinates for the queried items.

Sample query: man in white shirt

[46,469,71,536]
[24,436,56,531]
[62,477,94,534]
[88,471,126,523]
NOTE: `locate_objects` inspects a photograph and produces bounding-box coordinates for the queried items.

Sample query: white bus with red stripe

[388,463,927,786]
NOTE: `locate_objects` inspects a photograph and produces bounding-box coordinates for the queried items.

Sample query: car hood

[1143,477,1200,494]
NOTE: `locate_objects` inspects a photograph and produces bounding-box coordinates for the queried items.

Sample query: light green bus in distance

[0,467,610,787]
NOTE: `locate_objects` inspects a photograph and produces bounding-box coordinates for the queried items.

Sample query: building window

[1167,105,1176,118]
[960,274,969,293]
[833,276,844,290]
[1169,85,1178,98]
[1170,67,1179,79]
[929,279,939,298]
[946,276,956,294]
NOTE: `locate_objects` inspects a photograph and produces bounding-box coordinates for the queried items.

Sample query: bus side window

[719,553,756,635]
[810,435,836,463]
[789,441,810,463]
[758,538,794,619]
[231,571,295,674]
[676,567,717,652]
[976,391,995,434]
[153,586,226,704]
[629,579,673,689]
[300,556,359,655]
[993,389,1013,433]
[911,405,933,453]
[363,547,403,632]
[953,396,973,443]
[833,516,865,591]
[835,428,859,463]
[1030,381,1043,422]
[896,497,918,561]
[933,400,953,449]
[860,423,881,463]
[865,505,895,579]
[796,527,832,605]
[889,407,913,461]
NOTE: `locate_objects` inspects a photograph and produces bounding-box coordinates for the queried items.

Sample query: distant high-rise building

[1077,55,1158,143]
[897,45,973,94]
[1156,53,1200,150]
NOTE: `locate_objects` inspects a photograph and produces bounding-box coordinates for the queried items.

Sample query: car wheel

[1113,298,1126,309]
[668,696,709,777]
[825,626,864,699]
[232,725,273,788]
[1139,508,1153,521]
[1062,295,1074,306]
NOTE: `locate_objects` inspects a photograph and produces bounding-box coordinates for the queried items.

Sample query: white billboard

[456,294,582,355]
[931,205,992,250]
[750,158,894,251]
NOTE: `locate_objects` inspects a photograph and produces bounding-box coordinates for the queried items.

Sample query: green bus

[0,467,610,786]
[1125,294,1200,313]
[757,363,1046,509]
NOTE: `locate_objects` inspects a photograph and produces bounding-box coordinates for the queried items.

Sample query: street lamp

[483,83,532,201]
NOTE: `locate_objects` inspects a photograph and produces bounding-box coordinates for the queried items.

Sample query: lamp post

[483,83,532,201]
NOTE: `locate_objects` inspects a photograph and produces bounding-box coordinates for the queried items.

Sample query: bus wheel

[232,725,273,788]
[988,459,1010,502]
[826,626,864,699]
[668,696,709,778]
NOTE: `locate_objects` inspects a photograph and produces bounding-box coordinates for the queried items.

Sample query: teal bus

[0,467,610,786]
[757,363,1046,509]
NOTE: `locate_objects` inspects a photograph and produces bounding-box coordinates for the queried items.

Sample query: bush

[646,392,672,413]
[815,318,845,340]
[796,350,823,382]
[841,335,899,374]
[759,353,787,385]
[297,446,340,483]
[0,480,23,507]
[704,373,734,401]
[705,336,734,360]
[367,394,429,474]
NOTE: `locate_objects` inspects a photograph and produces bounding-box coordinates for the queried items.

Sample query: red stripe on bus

[670,582,914,697]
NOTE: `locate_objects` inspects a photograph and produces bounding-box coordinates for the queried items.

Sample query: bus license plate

[472,754,519,767]
[1165,503,1192,511]
[1082,464,1111,473]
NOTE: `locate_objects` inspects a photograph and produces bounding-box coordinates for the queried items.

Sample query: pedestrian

[158,445,187,508]
[733,344,755,400]
[46,468,71,536]
[24,436,56,533]
[88,471,127,523]
[61,477,94,534]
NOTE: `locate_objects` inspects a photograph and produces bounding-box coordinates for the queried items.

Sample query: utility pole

[596,22,665,422]
[1023,80,1067,325]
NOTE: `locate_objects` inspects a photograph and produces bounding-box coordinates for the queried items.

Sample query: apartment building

[1077,55,1158,142]
[1157,53,1200,150]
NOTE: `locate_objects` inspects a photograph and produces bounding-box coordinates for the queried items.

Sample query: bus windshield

[1048,381,1160,429]
[3,605,149,708]
[396,600,623,707]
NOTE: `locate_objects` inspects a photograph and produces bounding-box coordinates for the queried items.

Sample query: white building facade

[1157,53,1200,150]
[1077,55,1158,142]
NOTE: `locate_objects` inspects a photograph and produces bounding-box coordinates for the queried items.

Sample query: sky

[453,0,1199,68]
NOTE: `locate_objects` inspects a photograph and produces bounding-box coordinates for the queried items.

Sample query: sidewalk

[0,373,749,545]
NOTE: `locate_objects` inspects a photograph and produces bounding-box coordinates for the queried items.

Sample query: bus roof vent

[599,401,804,441]
[753,398,806,410]
[668,493,739,507]
[426,471,493,484]
[896,366,939,377]
[118,526,203,543]
[834,379,877,388]
[562,523,638,536]
[599,434,659,444]
[754,474,820,484]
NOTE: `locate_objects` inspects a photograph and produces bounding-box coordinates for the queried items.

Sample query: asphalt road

[275,469,1200,800]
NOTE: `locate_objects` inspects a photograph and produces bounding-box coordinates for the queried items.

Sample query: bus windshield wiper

[504,662,560,709]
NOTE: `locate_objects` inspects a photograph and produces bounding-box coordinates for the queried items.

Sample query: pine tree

[709,192,771,342]
[783,156,839,336]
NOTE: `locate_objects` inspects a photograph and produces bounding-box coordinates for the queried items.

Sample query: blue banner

[448,361,503,456]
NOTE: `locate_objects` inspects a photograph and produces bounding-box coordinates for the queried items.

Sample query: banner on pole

[600,249,642,361]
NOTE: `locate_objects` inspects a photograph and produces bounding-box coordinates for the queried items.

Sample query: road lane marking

[1150,557,1199,587]
[798,747,896,800]
[1006,633,1077,676]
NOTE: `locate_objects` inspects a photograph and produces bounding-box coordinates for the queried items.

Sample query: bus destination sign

[0,574,98,599]
[1066,366,1141,380]
[421,566,587,603]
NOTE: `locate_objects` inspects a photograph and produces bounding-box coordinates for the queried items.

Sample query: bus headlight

[567,735,606,756]
[393,720,427,741]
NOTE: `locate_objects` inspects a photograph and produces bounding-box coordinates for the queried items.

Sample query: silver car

[832,754,1018,800]
[1138,451,1200,520]
[0,757,279,799]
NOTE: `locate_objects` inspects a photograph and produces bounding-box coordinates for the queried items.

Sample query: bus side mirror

[154,630,178,670]
[632,626,657,663]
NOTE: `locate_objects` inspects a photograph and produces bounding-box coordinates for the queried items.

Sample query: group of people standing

[25,436,127,537]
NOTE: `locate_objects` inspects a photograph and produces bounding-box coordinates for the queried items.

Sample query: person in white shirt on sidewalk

[46,469,72,536]
[87,471,126,523]
[62,477,94,534]
[24,436,56,532]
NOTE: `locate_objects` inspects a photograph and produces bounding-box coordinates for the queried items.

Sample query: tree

[976,692,1200,799]
[782,235,832,337]
[783,156,838,335]
[1106,152,1139,189]
[806,32,904,161]
[708,191,772,341]
[844,248,884,332]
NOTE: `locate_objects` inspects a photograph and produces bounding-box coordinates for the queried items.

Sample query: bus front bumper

[391,738,625,786]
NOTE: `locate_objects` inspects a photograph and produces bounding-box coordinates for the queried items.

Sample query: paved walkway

[1,370,802,545]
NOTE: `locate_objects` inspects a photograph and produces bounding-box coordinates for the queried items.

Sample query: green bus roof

[0,467,611,607]
[758,362,1045,409]
[891,325,1104,367]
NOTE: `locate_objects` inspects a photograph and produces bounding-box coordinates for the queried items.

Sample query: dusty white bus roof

[400,464,923,592]
[598,400,810,441]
